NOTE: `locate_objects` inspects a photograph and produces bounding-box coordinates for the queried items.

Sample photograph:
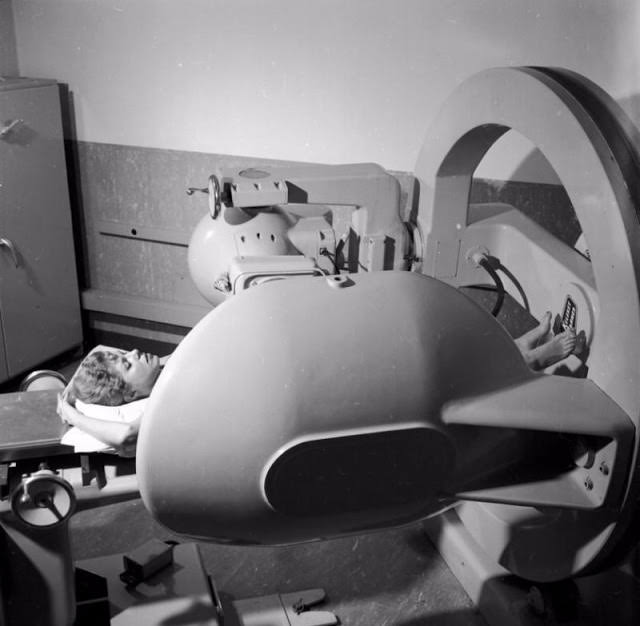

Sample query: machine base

[75,542,338,626]
[424,510,640,626]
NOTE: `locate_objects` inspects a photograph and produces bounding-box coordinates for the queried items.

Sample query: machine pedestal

[424,510,640,626]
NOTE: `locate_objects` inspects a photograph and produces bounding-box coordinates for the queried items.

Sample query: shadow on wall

[470,93,640,249]
[617,93,640,134]
[509,148,560,186]
[57,84,90,291]
[494,93,640,187]
[469,177,580,248]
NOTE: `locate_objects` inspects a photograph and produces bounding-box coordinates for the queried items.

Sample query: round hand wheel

[11,470,76,528]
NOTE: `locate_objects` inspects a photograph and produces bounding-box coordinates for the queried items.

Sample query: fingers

[57,393,67,423]
[57,393,74,425]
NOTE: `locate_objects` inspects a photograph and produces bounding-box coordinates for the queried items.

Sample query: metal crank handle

[186,175,222,219]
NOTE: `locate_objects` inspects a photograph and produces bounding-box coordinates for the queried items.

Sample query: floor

[70,499,486,626]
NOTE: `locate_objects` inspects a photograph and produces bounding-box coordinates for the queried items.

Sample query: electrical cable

[319,249,341,274]
[477,257,505,317]
[320,236,348,274]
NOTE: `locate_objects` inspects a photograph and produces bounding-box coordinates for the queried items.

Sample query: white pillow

[61,399,147,454]
[75,398,147,423]
[61,427,112,453]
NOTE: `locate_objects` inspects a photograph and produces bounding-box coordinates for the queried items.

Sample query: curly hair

[69,351,132,406]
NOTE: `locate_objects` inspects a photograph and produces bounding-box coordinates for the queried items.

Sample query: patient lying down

[57,347,169,456]
[514,311,577,370]
[58,315,575,456]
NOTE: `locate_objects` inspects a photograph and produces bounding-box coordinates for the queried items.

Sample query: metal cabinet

[0,78,82,382]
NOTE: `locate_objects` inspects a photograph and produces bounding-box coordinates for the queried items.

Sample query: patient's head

[69,348,162,406]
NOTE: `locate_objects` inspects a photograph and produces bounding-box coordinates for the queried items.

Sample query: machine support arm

[215,162,412,271]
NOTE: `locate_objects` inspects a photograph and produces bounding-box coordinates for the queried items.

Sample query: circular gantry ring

[414,67,640,581]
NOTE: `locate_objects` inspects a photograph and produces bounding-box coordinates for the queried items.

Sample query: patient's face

[103,348,161,399]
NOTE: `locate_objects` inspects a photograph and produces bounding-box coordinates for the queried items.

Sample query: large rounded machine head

[137,271,533,545]
[188,204,293,306]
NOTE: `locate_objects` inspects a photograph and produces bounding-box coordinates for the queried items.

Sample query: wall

[0,0,17,76]
[12,0,640,180]
[8,0,640,342]
[70,141,418,342]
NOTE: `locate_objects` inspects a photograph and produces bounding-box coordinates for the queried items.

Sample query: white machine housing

[138,67,640,586]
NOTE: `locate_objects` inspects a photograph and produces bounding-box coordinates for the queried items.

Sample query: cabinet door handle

[0,238,19,267]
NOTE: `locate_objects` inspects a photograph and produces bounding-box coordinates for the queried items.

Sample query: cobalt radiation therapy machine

[2,66,640,625]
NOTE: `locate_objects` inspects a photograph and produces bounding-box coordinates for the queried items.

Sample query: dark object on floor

[119,538,176,588]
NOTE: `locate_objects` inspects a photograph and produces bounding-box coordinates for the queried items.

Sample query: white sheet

[60,398,147,453]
